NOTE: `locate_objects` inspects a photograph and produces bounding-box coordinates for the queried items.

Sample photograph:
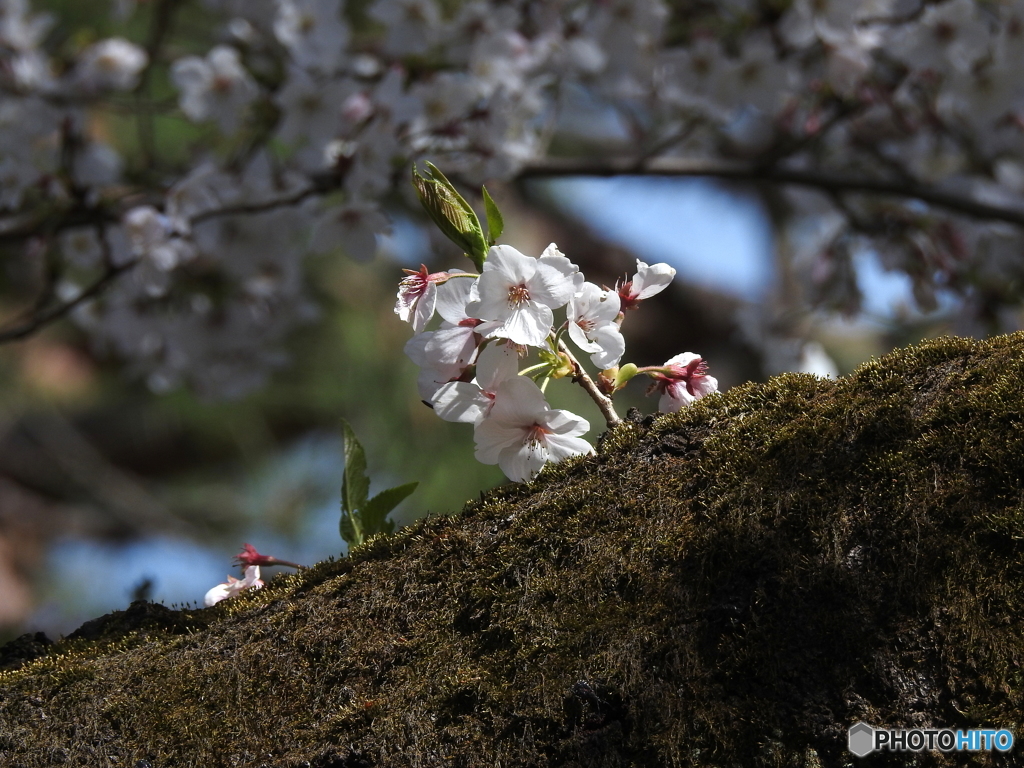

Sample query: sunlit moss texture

[3,334,1024,767]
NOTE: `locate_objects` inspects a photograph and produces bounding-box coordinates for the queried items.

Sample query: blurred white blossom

[171,45,259,134]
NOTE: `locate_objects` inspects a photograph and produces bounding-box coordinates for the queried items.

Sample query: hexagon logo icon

[848,722,875,757]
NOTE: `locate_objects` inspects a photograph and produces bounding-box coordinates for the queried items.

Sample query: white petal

[543,408,591,437]
[491,303,553,347]
[473,269,517,321]
[633,261,676,299]
[659,381,693,412]
[416,366,449,400]
[411,282,437,332]
[435,272,475,324]
[204,583,231,606]
[488,244,536,284]
[498,440,548,482]
[590,288,621,324]
[691,375,719,399]
[664,351,700,368]
[424,325,478,369]
[542,432,594,463]
[433,381,489,424]
[488,376,549,425]
[528,261,577,309]
[403,331,433,366]
[568,321,601,353]
[538,243,580,282]
[474,418,526,464]
[589,325,625,370]
[568,282,602,321]
[476,342,519,392]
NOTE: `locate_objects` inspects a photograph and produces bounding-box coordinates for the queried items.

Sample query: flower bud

[614,363,638,389]
[412,162,488,271]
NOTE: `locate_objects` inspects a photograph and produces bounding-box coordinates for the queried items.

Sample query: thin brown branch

[518,157,1024,227]
[557,340,621,429]
[0,258,138,344]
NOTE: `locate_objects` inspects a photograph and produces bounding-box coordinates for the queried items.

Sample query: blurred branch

[0,204,121,246]
[0,259,138,344]
[191,176,335,224]
[518,157,1024,227]
[22,408,187,536]
[135,0,184,170]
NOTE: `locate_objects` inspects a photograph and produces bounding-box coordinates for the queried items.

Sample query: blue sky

[545,176,774,301]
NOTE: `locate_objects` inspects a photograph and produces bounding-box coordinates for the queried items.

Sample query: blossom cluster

[4,0,1024,396]
[397,243,717,482]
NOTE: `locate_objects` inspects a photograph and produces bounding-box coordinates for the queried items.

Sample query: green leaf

[412,162,488,270]
[482,186,504,245]
[338,422,417,552]
[340,510,360,549]
[340,419,369,516]
[360,481,418,538]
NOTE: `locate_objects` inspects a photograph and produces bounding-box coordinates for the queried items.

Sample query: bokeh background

[0,0,995,641]
[0,170,962,641]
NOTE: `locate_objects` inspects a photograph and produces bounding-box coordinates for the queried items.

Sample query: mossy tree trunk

[2,334,1023,767]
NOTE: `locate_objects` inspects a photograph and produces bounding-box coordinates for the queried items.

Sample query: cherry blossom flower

[170,45,259,134]
[122,206,196,280]
[204,565,264,607]
[567,282,624,370]
[395,265,450,332]
[369,0,441,57]
[74,38,147,91]
[474,375,593,482]
[467,244,578,347]
[650,352,718,412]
[274,0,350,73]
[888,0,989,76]
[432,341,519,424]
[616,260,676,310]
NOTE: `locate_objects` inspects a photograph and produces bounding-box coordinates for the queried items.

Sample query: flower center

[507,284,530,307]
[525,423,550,452]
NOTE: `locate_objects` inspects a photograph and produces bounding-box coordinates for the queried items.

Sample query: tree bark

[2,333,1023,767]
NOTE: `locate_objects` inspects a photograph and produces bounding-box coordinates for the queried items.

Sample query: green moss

[2,333,1024,766]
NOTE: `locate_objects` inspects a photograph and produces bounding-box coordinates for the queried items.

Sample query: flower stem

[557,340,622,428]
[519,362,549,376]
